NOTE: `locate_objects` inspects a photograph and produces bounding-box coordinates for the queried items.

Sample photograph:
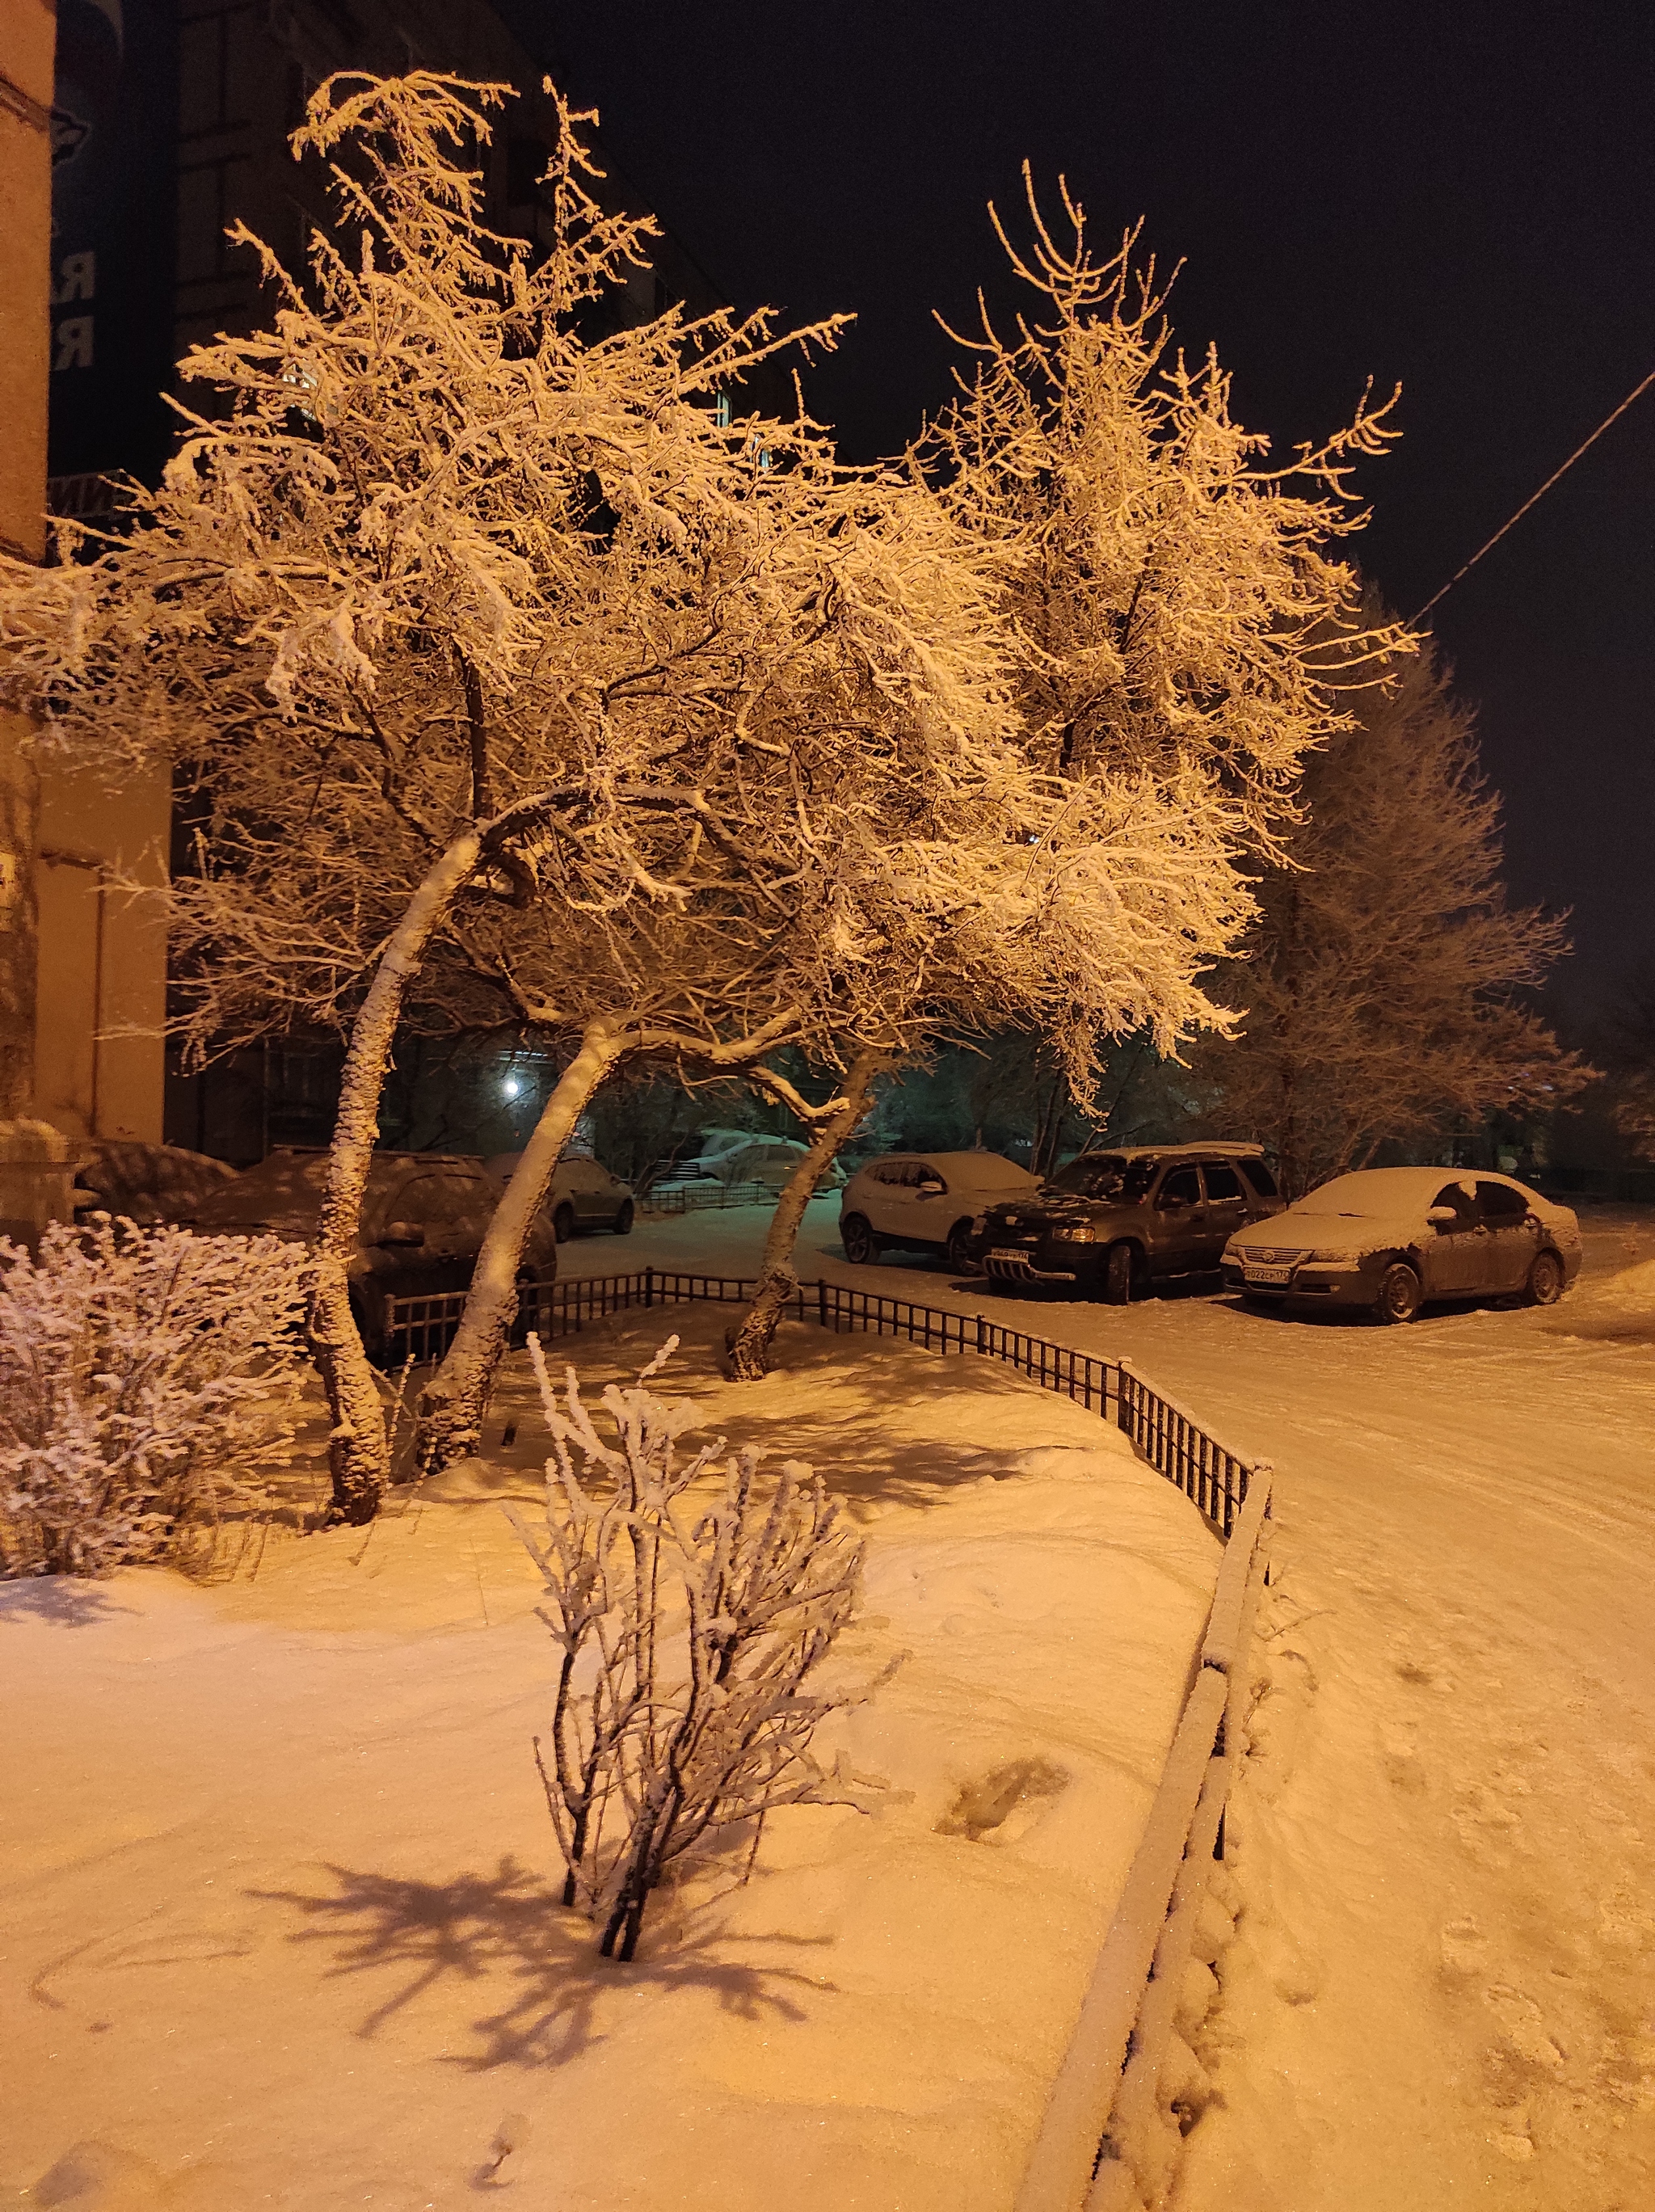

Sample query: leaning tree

[0,73,861,1519]
[719,171,1415,1371]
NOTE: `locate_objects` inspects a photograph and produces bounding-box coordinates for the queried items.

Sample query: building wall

[0,0,56,1124]
[34,763,170,1142]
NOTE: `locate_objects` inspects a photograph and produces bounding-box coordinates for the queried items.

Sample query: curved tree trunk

[726,1053,881,1381]
[311,824,488,1524]
[415,1020,626,1475]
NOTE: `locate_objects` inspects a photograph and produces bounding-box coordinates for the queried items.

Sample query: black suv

[974,1144,1283,1304]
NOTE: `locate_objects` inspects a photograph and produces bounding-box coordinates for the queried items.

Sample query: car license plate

[1244,1263,1293,1286]
[989,1247,1030,1262]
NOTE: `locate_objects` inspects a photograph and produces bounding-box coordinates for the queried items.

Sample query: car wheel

[613,1199,634,1237]
[553,1202,576,1245]
[945,1220,980,1275]
[1375,1262,1423,1324]
[1526,1249,1564,1306]
[1100,1241,1135,1305]
[841,1214,877,1266]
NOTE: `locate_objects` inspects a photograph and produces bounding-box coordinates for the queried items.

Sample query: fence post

[644,1266,654,1310]
[817,1279,829,1332]
[975,1312,986,1355]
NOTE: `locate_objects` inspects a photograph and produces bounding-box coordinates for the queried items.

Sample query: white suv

[839,1151,1039,1273]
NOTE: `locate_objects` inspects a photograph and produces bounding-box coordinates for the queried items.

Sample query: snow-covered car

[1221,1166,1582,1323]
[485,1152,635,1241]
[181,1148,558,1359]
[839,1151,1040,1274]
[975,1143,1283,1300]
[665,1132,845,1195]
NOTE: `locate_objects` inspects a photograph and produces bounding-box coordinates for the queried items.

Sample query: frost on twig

[0,1219,311,1577]
[506,1335,886,1961]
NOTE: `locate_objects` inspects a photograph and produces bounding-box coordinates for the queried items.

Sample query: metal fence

[381,1259,1272,2206]
[385,1267,1261,1543]
[636,1178,777,1216]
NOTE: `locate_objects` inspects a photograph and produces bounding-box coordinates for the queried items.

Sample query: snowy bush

[509,1337,882,1961]
[0,1219,312,1577]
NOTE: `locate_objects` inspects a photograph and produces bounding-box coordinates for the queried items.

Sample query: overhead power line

[1413,364,1655,624]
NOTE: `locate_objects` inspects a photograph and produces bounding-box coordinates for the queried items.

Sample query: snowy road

[566,1199,1655,2207]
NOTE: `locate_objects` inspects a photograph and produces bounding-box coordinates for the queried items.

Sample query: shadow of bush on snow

[254,1852,835,2068]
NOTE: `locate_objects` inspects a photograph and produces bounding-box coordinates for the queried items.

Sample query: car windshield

[1046,1155,1155,1202]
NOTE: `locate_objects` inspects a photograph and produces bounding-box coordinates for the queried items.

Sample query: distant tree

[1194,637,1593,1195]
[1603,968,1655,1161]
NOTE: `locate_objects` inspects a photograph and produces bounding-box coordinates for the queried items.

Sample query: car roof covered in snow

[1295,1166,1535,1215]
[854,1151,1040,1186]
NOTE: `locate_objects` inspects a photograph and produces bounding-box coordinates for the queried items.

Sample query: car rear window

[1202,1163,1246,1201]
[1239,1159,1278,1198]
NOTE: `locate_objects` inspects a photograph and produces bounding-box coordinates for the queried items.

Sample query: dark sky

[512,2,1653,1024]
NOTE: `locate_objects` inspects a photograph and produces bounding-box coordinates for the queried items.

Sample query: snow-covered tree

[1194,637,1591,1194]
[721,175,1414,1369]
[923,173,1411,853]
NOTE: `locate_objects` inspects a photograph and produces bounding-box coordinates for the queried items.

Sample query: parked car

[839,1151,1041,1274]
[1220,1166,1582,1323]
[71,1139,238,1223]
[181,1148,557,1360]
[667,1131,844,1194]
[975,1143,1284,1302]
[485,1152,635,1241]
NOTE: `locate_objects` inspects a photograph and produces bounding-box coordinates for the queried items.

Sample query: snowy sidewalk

[682,1199,1655,2208]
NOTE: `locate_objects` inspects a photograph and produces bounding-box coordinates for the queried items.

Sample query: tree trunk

[311,824,488,1523]
[415,1020,625,1474]
[726,1053,881,1380]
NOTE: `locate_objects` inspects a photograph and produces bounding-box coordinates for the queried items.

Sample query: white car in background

[485,1152,635,1241]
[839,1151,1041,1274]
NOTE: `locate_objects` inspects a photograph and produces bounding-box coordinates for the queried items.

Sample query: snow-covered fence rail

[382,1261,1273,2206]
[1016,1470,1273,2212]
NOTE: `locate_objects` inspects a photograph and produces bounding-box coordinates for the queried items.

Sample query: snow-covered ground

[2,1304,1219,2212]
[568,1197,1655,2206]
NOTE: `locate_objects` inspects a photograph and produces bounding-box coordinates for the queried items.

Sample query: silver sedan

[1222,1167,1582,1323]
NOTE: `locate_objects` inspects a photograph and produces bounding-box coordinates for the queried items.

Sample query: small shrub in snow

[0,1219,311,1577]
[509,1337,881,1961]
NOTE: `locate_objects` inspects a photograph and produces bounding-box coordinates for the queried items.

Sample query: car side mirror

[378,1220,426,1247]
[916,1180,945,1197]
[1425,1206,1458,1227]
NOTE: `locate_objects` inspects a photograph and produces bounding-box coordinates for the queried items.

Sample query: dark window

[1202,1163,1246,1203]
[1476,1180,1531,1221]
[915,1165,945,1190]
[1431,1182,1479,1229]
[1155,1165,1202,1211]
[1239,1158,1279,1198]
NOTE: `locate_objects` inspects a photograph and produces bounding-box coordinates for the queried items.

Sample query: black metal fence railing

[636,1178,776,1216]
[382,1267,1261,1539]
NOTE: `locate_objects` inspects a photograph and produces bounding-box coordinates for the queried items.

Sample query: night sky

[512,2,1653,1024]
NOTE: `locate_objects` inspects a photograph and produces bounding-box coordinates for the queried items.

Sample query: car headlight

[970,1215,987,1234]
[1051,1224,1096,1242]
[1305,1249,1350,1264]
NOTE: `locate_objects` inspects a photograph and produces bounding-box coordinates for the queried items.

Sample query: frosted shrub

[0,1219,312,1577]
[509,1337,881,1961]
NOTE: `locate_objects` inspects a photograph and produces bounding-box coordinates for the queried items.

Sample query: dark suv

[975,1144,1283,1304]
